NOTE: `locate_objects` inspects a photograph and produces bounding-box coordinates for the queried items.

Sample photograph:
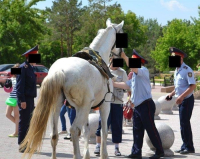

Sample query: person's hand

[120,52,127,59]
[176,95,184,105]
[165,93,173,101]
[130,102,134,108]
[21,102,26,109]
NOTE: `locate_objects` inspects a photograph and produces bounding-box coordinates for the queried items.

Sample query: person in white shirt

[94,57,128,156]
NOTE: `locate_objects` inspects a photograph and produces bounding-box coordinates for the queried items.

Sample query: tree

[0,0,49,64]
[46,0,83,57]
[151,19,199,71]
[136,17,163,74]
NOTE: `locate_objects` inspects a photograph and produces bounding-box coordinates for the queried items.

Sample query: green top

[198,66,200,71]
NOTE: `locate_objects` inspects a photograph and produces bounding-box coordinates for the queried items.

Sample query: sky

[33,0,200,26]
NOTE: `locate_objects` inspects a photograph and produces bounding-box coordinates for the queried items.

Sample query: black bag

[4,79,12,88]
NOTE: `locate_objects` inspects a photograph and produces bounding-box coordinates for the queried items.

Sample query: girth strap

[65,82,113,110]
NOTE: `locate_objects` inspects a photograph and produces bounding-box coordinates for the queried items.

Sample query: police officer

[166,47,196,154]
[113,50,164,159]
[16,45,38,152]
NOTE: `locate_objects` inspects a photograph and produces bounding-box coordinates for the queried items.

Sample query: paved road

[0,86,200,159]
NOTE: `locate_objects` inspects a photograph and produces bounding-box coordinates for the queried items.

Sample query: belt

[139,98,152,106]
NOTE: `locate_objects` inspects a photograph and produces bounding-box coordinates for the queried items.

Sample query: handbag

[123,100,133,119]
[5,98,17,107]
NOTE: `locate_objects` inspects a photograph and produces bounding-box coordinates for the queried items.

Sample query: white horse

[20,18,124,159]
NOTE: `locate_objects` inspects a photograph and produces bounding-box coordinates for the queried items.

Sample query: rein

[110,26,123,58]
[109,26,123,68]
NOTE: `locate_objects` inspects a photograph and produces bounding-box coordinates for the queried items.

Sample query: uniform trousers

[96,103,123,143]
[18,97,34,145]
[132,99,164,155]
[179,94,195,151]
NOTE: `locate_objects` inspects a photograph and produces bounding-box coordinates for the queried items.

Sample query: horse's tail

[21,70,66,159]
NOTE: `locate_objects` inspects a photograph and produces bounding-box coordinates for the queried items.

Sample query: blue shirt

[174,62,196,99]
[126,66,152,107]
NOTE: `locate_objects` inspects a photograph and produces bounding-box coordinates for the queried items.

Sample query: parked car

[0,64,15,72]
[0,64,48,87]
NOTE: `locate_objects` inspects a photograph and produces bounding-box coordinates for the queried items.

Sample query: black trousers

[179,95,195,151]
[96,103,123,143]
[18,97,34,145]
[131,99,164,155]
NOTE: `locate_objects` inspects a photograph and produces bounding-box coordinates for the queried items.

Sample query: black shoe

[149,153,164,159]
[64,134,71,140]
[180,150,195,154]
[174,149,183,153]
[124,153,142,158]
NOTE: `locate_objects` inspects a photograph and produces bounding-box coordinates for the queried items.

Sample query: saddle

[72,47,114,79]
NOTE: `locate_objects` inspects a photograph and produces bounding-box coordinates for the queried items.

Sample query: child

[5,63,20,137]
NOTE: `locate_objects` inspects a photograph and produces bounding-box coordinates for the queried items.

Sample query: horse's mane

[90,26,114,52]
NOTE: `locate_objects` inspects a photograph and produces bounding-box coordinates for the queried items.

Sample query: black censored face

[169,56,181,68]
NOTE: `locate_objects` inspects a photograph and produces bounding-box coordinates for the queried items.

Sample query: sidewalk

[0,86,199,159]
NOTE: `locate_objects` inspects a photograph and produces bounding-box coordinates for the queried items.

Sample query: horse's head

[89,19,124,64]
[106,18,124,58]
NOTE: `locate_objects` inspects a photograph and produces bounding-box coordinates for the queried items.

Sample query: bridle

[110,26,123,58]
[109,26,123,67]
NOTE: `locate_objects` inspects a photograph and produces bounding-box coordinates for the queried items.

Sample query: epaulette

[183,66,188,69]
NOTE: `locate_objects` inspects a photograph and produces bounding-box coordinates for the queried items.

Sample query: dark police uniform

[125,50,164,159]
[16,51,37,145]
[170,47,196,153]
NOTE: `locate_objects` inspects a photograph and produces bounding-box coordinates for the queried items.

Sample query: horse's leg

[99,102,110,159]
[82,119,90,159]
[70,107,91,159]
[50,98,62,159]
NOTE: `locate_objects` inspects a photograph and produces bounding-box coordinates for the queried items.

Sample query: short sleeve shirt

[110,68,128,104]
[126,66,152,107]
[174,62,196,98]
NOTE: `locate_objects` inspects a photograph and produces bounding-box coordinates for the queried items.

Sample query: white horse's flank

[20,18,124,159]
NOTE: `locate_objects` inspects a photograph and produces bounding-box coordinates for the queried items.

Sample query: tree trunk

[60,26,63,57]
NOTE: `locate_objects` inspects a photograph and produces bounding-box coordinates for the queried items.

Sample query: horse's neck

[89,33,114,65]
[89,44,111,65]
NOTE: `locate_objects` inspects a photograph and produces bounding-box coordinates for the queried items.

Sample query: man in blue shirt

[166,47,196,154]
[113,50,164,159]
[16,46,37,152]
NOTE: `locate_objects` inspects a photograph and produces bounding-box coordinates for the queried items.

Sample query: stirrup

[104,92,115,102]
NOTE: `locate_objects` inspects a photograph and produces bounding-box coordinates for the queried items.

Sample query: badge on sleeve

[188,72,192,77]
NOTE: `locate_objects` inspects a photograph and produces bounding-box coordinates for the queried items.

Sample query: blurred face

[109,57,118,70]
[30,63,36,66]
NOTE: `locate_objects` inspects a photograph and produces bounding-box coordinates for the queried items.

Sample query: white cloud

[160,0,188,11]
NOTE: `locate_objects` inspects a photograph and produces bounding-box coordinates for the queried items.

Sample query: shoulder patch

[188,72,192,77]
[183,66,188,69]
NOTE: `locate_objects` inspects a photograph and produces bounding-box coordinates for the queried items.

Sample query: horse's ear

[106,18,112,27]
[115,21,124,32]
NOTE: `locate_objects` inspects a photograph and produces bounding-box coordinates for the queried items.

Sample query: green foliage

[1,0,199,73]
[152,19,200,71]
[0,0,50,64]
[136,17,162,73]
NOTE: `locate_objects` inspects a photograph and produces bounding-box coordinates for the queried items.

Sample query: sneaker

[94,145,100,155]
[115,148,121,156]
[58,130,68,135]
[64,134,71,140]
